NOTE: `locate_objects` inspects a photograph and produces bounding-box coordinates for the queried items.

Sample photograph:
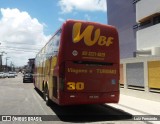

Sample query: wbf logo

[72,22,114,47]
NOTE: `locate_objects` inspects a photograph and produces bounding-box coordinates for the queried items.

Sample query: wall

[107,0,137,58]
[137,23,160,50]
[121,56,160,91]
[136,0,160,22]
[120,64,124,85]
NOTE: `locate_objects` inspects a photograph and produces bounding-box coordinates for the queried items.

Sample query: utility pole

[0,51,7,72]
[6,57,10,72]
[10,61,14,71]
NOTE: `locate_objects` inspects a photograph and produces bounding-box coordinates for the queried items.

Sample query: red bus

[34,20,120,105]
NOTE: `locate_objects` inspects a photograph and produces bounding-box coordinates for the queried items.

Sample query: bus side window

[45,29,61,57]
[52,30,61,55]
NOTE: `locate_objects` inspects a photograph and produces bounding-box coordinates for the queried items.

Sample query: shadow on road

[49,103,132,122]
[23,82,33,84]
[35,88,132,123]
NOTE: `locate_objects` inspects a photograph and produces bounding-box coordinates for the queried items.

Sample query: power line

[1,45,40,51]
[0,46,39,53]
[0,45,40,50]
[1,41,44,47]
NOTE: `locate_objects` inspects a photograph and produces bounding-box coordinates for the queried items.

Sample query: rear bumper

[8,76,15,78]
[23,78,33,82]
[58,91,119,106]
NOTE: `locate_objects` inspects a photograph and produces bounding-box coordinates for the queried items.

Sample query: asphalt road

[0,74,159,124]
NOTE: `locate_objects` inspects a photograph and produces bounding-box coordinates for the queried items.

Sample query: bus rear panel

[58,20,120,105]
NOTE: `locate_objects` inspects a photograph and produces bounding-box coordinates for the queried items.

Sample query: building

[23,58,35,73]
[136,0,160,55]
[107,0,160,92]
[107,0,160,57]
[28,58,35,73]
[107,0,137,58]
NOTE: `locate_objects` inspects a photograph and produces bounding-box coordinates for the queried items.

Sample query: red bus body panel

[34,20,120,106]
[57,20,120,105]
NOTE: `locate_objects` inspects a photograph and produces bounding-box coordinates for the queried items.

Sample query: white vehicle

[13,72,18,76]
[3,72,9,78]
[0,72,5,78]
[8,72,15,78]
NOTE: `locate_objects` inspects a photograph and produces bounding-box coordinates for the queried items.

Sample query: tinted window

[45,29,61,58]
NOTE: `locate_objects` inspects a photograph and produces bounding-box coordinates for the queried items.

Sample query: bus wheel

[44,87,51,106]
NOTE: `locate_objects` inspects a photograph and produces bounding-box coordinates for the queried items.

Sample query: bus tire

[42,91,46,101]
[44,87,52,106]
[42,83,45,100]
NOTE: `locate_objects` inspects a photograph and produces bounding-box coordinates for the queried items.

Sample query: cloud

[58,0,107,13]
[58,17,65,22]
[0,8,51,66]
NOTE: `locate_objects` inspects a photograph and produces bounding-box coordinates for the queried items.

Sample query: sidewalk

[120,88,160,102]
[108,93,160,124]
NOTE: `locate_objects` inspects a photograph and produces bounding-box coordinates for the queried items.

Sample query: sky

[0,0,107,67]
